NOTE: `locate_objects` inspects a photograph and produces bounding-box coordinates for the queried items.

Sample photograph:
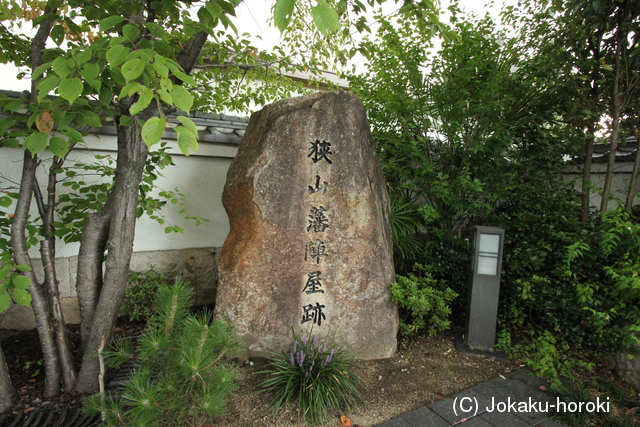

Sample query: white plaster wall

[1,132,237,259]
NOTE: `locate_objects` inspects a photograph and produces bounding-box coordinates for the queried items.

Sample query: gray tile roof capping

[0,90,249,146]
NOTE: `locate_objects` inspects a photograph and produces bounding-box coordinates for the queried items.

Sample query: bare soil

[2,324,637,427]
[215,332,515,427]
[1,325,514,426]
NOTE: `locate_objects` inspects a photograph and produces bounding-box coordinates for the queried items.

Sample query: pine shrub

[83,280,240,426]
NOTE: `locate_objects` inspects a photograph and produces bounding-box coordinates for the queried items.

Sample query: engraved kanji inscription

[305,239,327,263]
[301,302,326,326]
[307,139,333,164]
[302,271,325,294]
[307,206,329,232]
[308,175,329,195]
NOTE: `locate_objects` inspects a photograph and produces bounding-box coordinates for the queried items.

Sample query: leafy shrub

[119,269,175,322]
[84,281,239,426]
[493,201,640,385]
[550,379,640,427]
[390,264,458,336]
[259,330,361,424]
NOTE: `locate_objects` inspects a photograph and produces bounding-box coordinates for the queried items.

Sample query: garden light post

[466,226,505,352]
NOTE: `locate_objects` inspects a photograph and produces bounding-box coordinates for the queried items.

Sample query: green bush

[550,379,640,427]
[390,264,458,336]
[259,330,361,424]
[119,269,175,322]
[493,201,640,385]
[84,281,239,426]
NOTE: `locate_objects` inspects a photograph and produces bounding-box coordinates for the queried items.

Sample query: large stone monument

[214,91,398,359]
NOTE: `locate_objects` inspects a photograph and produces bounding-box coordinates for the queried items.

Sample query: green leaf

[129,88,154,115]
[58,126,84,143]
[106,45,130,67]
[2,99,26,112]
[36,75,59,101]
[122,58,146,81]
[99,87,114,106]
[80,62,100,79]
[141,117,166,148]
[118,116,133,126]
[32,12,56,26]
[0,196,11,208]
[119,116,132,127]
[119,82,143,98]
[122,23,140,41]
[33,62,52,79]
[12,288,32,306]
[205,1,222,20]
[157,88,172,105]
[311,0,341,34]
[49,136,69,158]
[59,77,84,104]
[15,264,32,273]
[100,16,127,32]
[171,85,193,112]
[0,293,10,313]
[52,57,71,78]
[77,110,102,127]
[51,24,65,46]
[274,0,295,32]
[176,126,198,155]
[218,0,236,16]
[151,61,169,78]
[177,116,198,139]
[12,275,30,289]
[165,62,197,85]
[74,49,92,66]
[23,132,49,155]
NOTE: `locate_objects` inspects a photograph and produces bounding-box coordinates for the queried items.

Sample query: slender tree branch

[195,60,285,70]
[176,30,208,75]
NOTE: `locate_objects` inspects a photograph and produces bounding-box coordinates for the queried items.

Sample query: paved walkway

[375,369,565,427]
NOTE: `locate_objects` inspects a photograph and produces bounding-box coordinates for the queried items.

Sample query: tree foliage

[350,0,640,386]
[0,0,446,409]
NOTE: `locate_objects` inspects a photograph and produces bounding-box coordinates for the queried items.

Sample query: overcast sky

[0,0,511,92]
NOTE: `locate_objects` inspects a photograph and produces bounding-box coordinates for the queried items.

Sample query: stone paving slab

[374,369,565,427]
[401,407,450,427]
[479,410,532,426]
[428,388,492,424]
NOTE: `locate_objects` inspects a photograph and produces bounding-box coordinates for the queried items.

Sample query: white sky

[0,0,512,92]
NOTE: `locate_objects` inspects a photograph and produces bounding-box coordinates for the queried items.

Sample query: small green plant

[550,379,640,427]
[259,330,362,424]
[119,269,175,322]
[390,264,458,336]
[84,280,240,426]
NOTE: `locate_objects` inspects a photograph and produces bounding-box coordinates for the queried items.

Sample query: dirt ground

[214,332,515,427]
[0,324,515,426]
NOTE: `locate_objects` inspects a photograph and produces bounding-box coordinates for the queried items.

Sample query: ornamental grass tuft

[259,329,362,424]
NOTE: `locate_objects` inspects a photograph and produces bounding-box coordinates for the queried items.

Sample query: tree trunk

[32,160,78,392]
[581,127,595,222]
[625,134,640,210]
[600,6,626,213]
[73,17,209,394]
[40,239,77,392]
[76,198,113,347]
[74,120,149,393]
[0,343,17,413]
[11,152,61,397]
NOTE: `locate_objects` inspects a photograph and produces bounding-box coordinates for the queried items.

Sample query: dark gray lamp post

[466,226,505,352]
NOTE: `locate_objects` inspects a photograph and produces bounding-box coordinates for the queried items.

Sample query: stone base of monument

[214,91,398,360]
[454,328,507,359]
